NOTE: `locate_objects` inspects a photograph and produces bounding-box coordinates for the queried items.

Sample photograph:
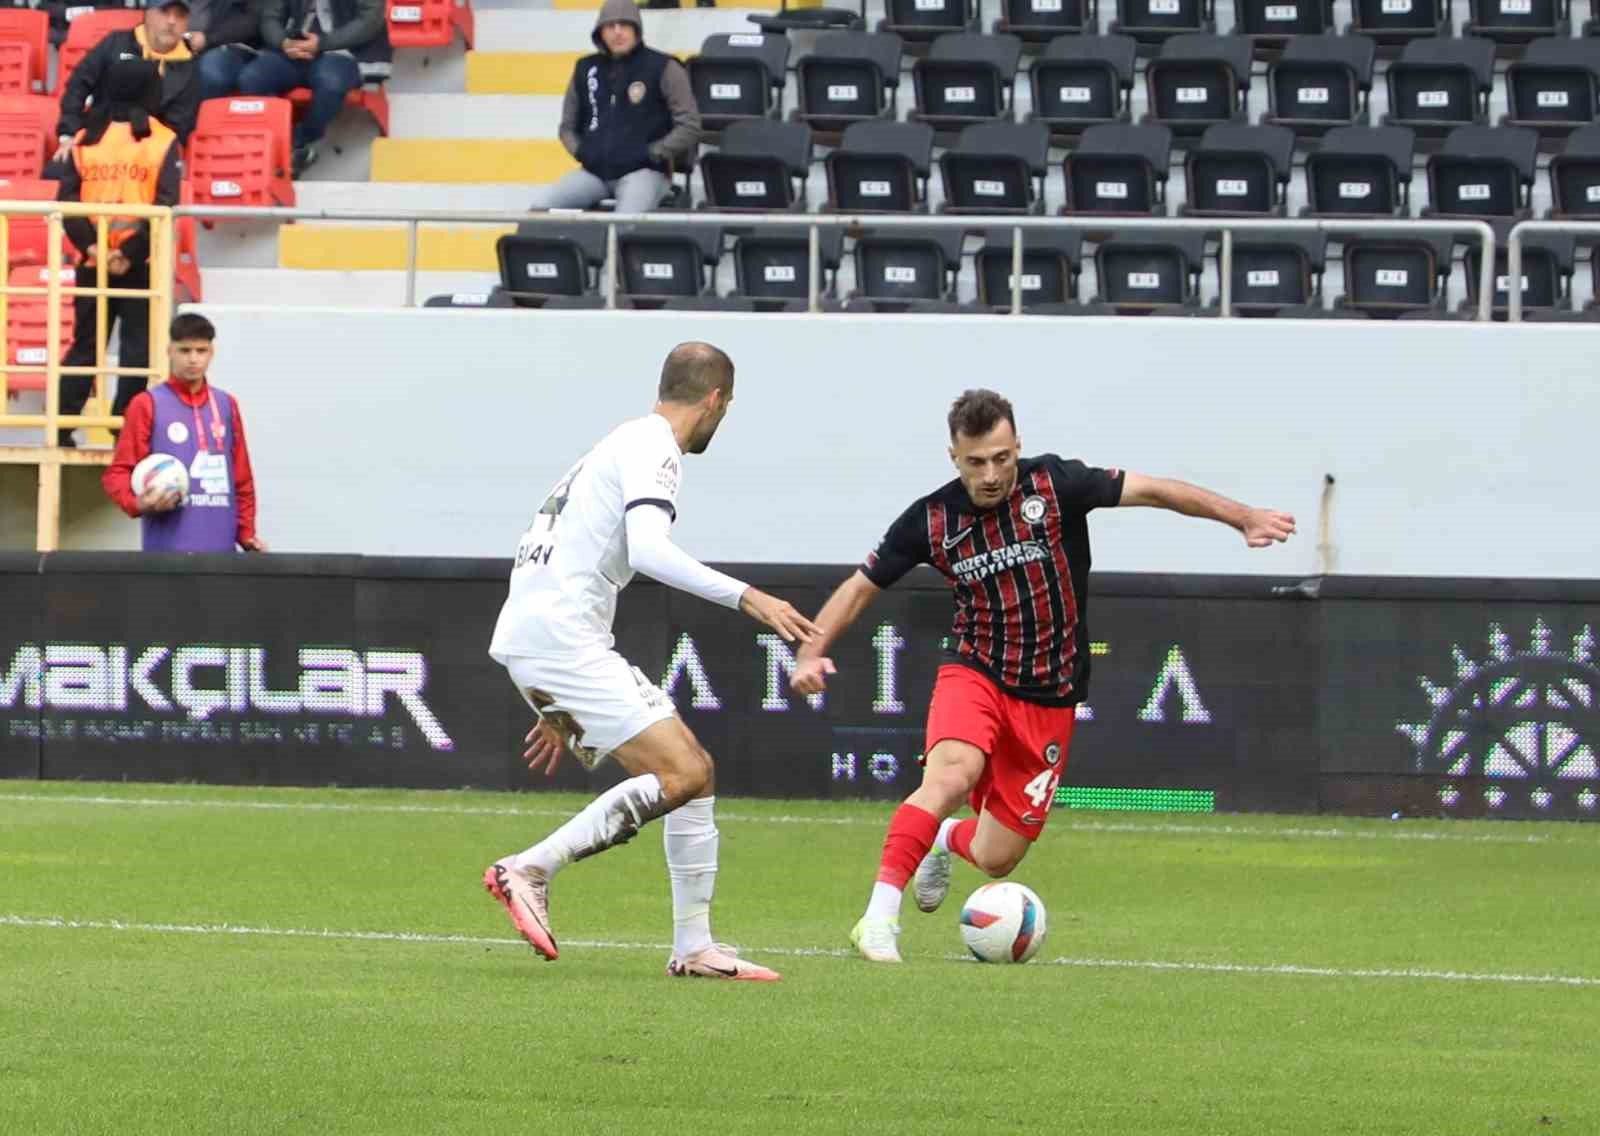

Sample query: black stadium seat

[1383,36,1494,135]
[1347,0,1450,49]
[616,226,724,301]
[1093,231,1206,312]
[911,32,1023,130]
[1181,122,1295,215]
[1111,0,1215,50]
[1216,232,1327,315]
[1337,232,1454,316]
[851,226,965,303]
[1503,38,1600,137]
[993,0,1099,42]
[733,226,847,302]
[825,120,935,211]
[1304,124,1415,215]
[940,121,1050,212]
[423,289,515,308]
[1144,33,1253,137]
[1463,231,1575,316]
[496,221,608,301]
[750,0,867,33]
[1232,0,1335,51]
[700,120,813,210]
[794,32,904,134]
[688,33,791,134]
[1264,34,1376,137]
[878,0,980,43]
[1547,123,1600,216]
[974,227,1083,308]
[1464,0,1570,49]
[1029,34,1136,138]
[1424,125,1538,218]
[1061,122,1172,213]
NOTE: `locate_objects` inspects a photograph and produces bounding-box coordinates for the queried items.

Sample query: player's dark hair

[948,389,1016,441]
[170,313,216,343]
[658,342,735,404]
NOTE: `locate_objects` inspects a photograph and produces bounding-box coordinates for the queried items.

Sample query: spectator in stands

[184,0,269,101]
[55,59,182,450]
[55,0,202,160]
[531,0,702,214]
[103,313,267,552]
[235,0,392,176]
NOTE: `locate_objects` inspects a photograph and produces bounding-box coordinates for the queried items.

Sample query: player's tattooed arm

[1119,472,1297,549]
[791,571,882,695]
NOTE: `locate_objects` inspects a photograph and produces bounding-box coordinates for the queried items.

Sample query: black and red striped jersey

[860,455,1125,706]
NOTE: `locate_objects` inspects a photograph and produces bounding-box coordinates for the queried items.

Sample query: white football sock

[866,881,903,922]
[932,817,958,855]
[664,795,717,958]
[514,773,667,878]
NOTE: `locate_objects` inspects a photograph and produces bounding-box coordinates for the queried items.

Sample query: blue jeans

[196,45,252,102]
[235,50,362,148]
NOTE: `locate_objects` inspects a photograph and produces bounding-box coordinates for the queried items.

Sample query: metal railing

[171,205,1497,320]
[1505,220,1600,323]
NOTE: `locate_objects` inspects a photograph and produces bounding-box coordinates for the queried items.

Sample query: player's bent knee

[975,852,1021,879]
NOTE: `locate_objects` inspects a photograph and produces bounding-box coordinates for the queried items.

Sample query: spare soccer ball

[959,881,1047,964]
[131,453,189,502]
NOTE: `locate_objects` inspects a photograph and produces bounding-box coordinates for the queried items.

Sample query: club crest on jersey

[1021,495,1048,525]
[656,457,680,495]
[1044,742,1061,766]
[628,81,647,104]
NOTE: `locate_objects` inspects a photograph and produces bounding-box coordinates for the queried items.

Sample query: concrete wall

[9,307,1597,577]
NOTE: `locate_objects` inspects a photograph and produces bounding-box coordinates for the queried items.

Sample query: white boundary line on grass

[0,793,1570,846]
[3,914,1597,989]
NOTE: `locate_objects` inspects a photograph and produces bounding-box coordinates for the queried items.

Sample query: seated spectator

[236,0,392,176]
[184,0,268,101]
[532,0,701,214]
[55,0,201,163]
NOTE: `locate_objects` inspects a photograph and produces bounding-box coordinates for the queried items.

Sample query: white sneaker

[849,914,902,963]
[912,848,952,913]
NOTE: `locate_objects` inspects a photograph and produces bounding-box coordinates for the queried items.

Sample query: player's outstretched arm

[1119,472,1296,548]
[791,570,882,695]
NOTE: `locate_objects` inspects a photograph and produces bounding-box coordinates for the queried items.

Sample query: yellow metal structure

[0,201,176,552]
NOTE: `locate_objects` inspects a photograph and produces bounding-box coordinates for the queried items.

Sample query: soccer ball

[131,453,189,502]
[959,881,1047,964]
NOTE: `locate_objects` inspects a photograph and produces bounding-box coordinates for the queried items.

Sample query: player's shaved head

[658,342,736,405]
[948,389,1016,441]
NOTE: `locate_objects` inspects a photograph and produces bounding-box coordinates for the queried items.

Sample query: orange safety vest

[70,119,176,251]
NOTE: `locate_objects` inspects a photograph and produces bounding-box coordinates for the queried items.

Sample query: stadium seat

[688,32,791,135]
[1232,0,1335,52]
[911,33,1023,130]
[0,8,47,95]
[616,225,723,302]
[1464,0,1569,49]
[385,0,474,50]
[939,121,1049,212]
[793,32,903,135]
[1336,232,1453,316]
[1463,231,1574,316]
[3,264,75,397]
[186,97,296,210]
[0,176,68,268]
[851,226,965,304]
[1214,231,1326,314]
[1423,125,1537,219]
[1181,123,1295,215]
[1143,33,1253,138]
[1264,34,1376,137]
[1029,34,1136,138]
[732,226,846,302]
[496,221,608,303]
[1061,122,1172,213]
[286,85,389,137]
[1092,231,1206,312]
[1345,0,1449,49]
[651,296,767,312]
[825,120,934,211]
[0,93,52,180]
[750,0,868,34]
[422,289,515,308]
[1503,38,1600,137]
[993,0,1099,42]
[1383,36,1494,136]
[1110,0,1216,50]
[1547,123,1600,216]
[1303,124,1415,215]
[974,227,1082,308]
[878,0,980,44]
[53,8,141,96]
[700,120,812,211]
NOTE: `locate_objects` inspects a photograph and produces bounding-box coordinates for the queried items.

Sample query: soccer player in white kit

[484,342,817,981]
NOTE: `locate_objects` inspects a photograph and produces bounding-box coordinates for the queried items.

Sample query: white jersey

[490,414,683,658]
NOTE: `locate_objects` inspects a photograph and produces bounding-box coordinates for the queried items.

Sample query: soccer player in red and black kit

[790,390,1296,963]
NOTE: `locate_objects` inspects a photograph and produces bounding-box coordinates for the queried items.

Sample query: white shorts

[500,650,676,770]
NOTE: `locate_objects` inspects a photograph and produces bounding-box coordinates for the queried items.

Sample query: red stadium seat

[0,176,76,269]
[386,0,475,49]
[3,264,76,397]
[53,8,143,95]
[186,95,296,209]
[0,8,47,94]
[287,84,390,136]
[0,41,34,97]
[0,94,55,181]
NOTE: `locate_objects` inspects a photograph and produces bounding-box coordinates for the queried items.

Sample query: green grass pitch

[2,781,1597,1135]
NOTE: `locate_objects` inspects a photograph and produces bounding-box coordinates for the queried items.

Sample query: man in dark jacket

[236,0,391,175]
[530,0,701,214]
[55,0,201,161]
[183,0,266,100]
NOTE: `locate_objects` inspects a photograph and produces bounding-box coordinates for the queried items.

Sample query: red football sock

[946,817,979,866]
[874,803,941,889]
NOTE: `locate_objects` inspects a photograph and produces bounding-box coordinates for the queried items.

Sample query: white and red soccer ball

[959,881,1048,964]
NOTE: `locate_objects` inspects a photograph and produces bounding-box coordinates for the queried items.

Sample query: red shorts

[924,664,1076,841]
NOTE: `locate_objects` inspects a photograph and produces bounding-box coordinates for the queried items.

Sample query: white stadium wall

[20,308,1600,577]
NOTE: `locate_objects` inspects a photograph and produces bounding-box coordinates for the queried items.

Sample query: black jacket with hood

[56,27,201,143]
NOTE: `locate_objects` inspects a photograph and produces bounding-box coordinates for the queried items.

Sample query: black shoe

[292,144,319,178]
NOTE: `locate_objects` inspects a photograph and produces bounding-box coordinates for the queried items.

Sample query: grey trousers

[529,168,669,214]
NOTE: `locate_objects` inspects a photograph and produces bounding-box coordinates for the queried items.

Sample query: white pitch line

[3,914,1597,989]
[0,793,1571,845]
